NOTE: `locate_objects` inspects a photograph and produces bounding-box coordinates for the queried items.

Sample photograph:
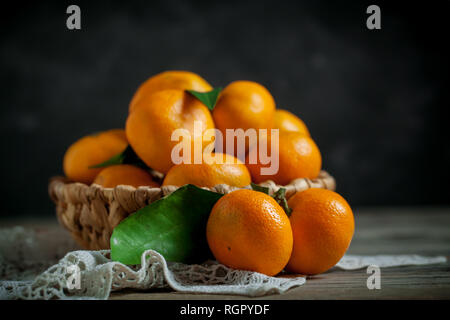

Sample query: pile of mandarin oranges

[62,70,354,276]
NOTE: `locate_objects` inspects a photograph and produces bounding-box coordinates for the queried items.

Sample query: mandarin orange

[63,129,128,184]
[207,189,293,276]
[129,71,212,113]
[274,109,310,136]
[93,164,159,188]
[212,81,275,156]
[126,89,215,174]
[286,188,354,275]
[162,153,251,188]
[246,131,322,185]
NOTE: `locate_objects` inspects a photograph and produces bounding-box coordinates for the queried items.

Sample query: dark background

[1,0,448,217]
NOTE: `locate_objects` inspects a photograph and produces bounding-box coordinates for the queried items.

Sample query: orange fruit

[286,188,354,275]
[93,164,159,188]
[246,130,322,185]
[162,153,251,188]
[274,109,310,136]
[207,189,293,276]
[63,129,128,184]
[126,89,215,174]
[212,81,275,156]
[129,70,212,113]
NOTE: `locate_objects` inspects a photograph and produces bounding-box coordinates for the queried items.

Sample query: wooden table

[2,207,449,299]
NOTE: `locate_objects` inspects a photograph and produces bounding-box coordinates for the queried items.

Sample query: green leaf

[250,182,270,195]
[187,87,222,110]
[110,184,223,265]
[89,145,148,169]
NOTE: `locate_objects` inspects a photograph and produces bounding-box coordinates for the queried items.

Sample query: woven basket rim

[48,170,335,250]
[49,170,335,195]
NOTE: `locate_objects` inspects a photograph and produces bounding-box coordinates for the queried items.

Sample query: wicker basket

[48,170,336,250]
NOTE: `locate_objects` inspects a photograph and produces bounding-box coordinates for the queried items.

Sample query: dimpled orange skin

[129,71,212,113]
[274,109,310,136]
[212,81,275,154]
[126,89,215,174]
[246,131,322,185]
[286,188,355,275]
[206,189,293,276]
[63,129,128,184]
[93,164,159,188]
[162,153,251,188]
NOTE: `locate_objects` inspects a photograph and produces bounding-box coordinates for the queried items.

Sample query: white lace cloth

[0,226,447,300]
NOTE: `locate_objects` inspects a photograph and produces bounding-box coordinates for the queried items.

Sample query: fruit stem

[273,188,292,216]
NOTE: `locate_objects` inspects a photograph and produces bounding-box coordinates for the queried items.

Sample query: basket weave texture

[48,170,335,250]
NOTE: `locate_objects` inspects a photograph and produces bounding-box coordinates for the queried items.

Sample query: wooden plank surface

[2,207,450,299]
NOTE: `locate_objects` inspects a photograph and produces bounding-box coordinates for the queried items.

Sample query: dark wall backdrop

[1,0,449,216]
